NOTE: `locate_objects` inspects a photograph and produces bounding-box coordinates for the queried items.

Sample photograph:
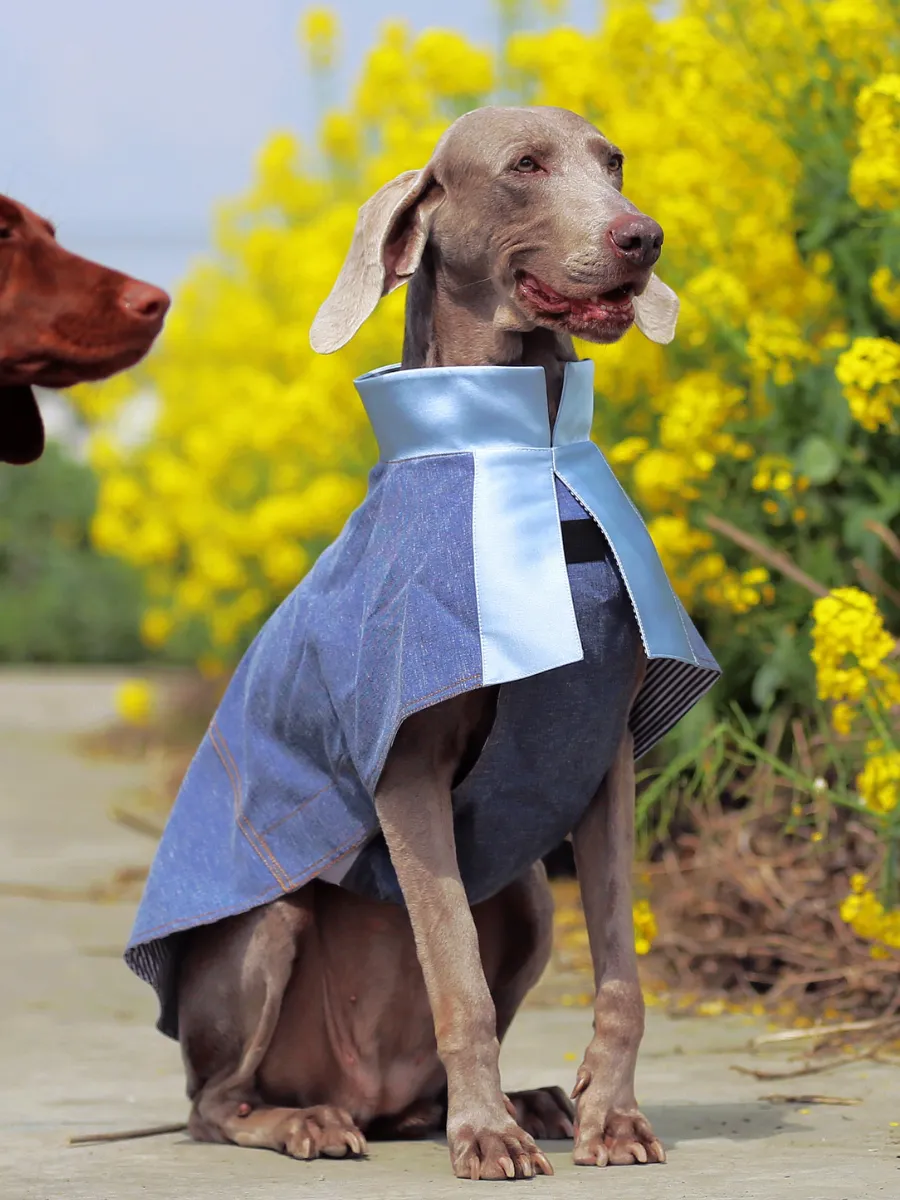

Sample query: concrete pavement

[1,668,898,1199]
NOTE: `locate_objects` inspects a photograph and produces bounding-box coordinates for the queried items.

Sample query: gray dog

[124,106,719,1181]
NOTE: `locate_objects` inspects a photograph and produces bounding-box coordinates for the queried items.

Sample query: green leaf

[751,659,784,711]
[796,434,841,484]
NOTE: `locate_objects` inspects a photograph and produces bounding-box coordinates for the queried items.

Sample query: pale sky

[2,0,601,291]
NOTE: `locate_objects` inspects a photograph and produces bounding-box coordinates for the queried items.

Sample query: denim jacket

[125,360,720,1037]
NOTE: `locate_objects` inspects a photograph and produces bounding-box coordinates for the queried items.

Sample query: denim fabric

[342,529,640,907]
[125,362,721,1039]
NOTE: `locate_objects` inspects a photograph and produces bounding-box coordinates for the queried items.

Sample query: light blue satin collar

[353,358,720,686]
[354,360,595,461]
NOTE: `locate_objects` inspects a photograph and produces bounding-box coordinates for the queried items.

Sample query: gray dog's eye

[608,154,624,173]
[513,156,541,173]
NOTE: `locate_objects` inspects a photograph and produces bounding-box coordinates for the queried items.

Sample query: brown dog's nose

[607,214,663,268]
[119,280,171,322]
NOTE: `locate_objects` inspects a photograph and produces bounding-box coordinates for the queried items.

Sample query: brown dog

[169,106,679,1180]
[0,193,170,465]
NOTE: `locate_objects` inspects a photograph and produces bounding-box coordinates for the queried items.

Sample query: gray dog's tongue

[1,385,45,464]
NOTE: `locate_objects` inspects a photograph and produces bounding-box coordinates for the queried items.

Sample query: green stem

[863,689,898,754]
[883,834,899,911]
[728,730,861,810]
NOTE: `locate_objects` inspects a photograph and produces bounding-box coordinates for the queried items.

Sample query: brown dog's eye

[608,154,624,173]
[513,156,541,173]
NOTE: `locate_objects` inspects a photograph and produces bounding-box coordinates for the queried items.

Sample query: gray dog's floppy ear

[310,168,444,354]
[633,274,679,345]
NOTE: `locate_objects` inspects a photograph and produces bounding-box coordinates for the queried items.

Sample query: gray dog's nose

[607,214,663,268]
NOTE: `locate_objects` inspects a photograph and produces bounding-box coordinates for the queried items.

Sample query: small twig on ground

[760,1093,862,1106]
[702,513,829,598]
[109,806,165,840]
[751,1017,898,1048]
[0,865,148,904]
[732,1046,882,1081]
[68,1123,188,1146]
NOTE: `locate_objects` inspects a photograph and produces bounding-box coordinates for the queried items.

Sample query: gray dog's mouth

[516,272,636,339]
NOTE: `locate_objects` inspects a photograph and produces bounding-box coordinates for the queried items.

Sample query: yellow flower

[832,701,855,735]
[262,542,310,589]
[811,588,900,730]
[850,74,900,211]
[116,679,155,727]
[140,609,174,649]
[742,567,770,586]
[633,899,658,956]
[871,267,900,320]
[746,314,817,383]
[300,7,339,69]
[836,336,900,431]
[608,436,650,467]
[857,751,900,814]
[321,112,359,163]
[841,880,900,954]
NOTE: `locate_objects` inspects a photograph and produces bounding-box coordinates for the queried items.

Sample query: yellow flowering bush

[810,589,900,957]
[71,0,900,713]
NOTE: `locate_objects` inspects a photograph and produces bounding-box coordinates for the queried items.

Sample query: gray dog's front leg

[375,698,553,1181]
[570,709,666,1167]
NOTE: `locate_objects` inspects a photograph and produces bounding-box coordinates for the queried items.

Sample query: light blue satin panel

[553,440,700,666]
[357,363,583,684]
[551,359,714,668]
[552,358,595,446]
[472,447,582,685]
[357,363,553,457]
[355,358,713,680]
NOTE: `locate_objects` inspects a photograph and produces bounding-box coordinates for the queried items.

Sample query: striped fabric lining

[630,655,720,760]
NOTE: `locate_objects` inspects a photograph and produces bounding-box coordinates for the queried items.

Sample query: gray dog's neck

[401,251,577,421]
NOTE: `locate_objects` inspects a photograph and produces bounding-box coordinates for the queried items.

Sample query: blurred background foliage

[58,0,900,729]
[5,0,900,1000]
[0,444,147,663]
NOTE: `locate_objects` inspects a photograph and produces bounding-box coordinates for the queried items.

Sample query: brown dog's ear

[1,386,45,465]
[310,168,445,354]
[633,274,679,345]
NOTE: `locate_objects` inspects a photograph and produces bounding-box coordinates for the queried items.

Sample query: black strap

[561,519,608,565]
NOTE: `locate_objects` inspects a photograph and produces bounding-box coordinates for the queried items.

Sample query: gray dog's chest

[341,537,640,908]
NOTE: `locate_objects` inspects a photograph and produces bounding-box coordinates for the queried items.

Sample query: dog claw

[572,1093,663,1169]
[451,1120,552,1180]
[535,1151,553,1175]
[347,1132,365,1156]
